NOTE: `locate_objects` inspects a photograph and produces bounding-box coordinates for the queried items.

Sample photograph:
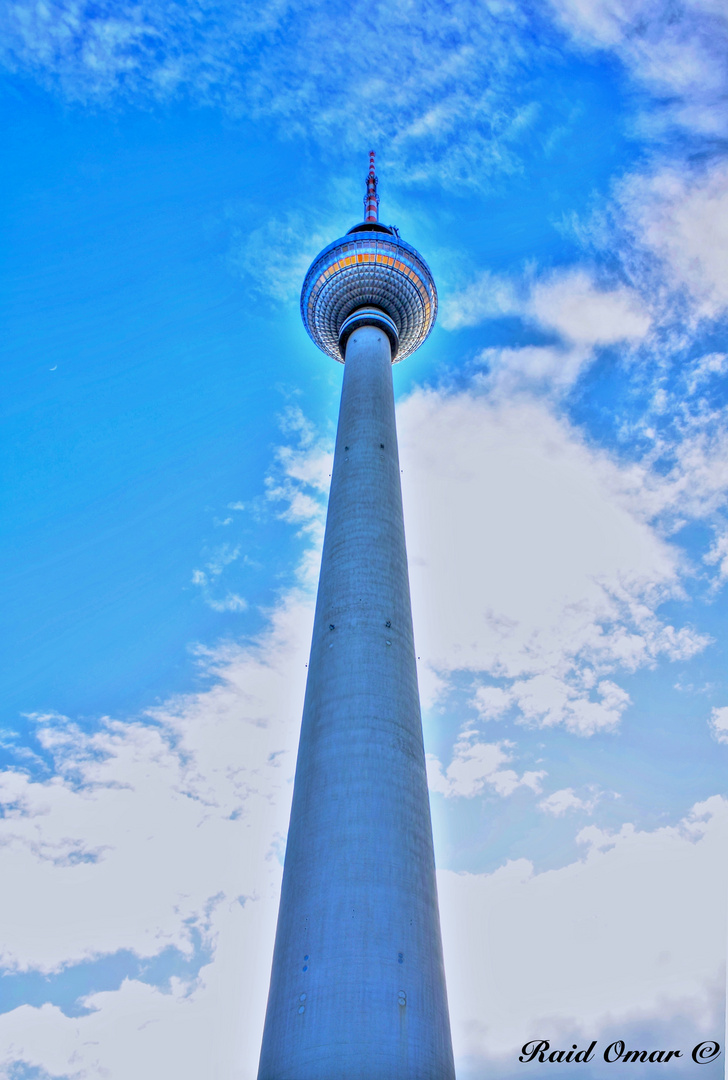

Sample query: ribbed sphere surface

[301,225,437,362]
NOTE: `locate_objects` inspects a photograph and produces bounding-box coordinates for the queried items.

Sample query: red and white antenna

[364,150,379,222]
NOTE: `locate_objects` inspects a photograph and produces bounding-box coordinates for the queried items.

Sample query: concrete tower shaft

[257,325,455,1080]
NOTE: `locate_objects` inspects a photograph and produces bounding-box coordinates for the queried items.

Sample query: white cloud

[0,909,281,1080]
[472,675,632,736]
[443,265,650,343]
[529,270,651,346]
[398,387,707,733]
[440,269,521,330]
[0,593,313,976]
[475,341,596,397]
[442,267,651,396]
[549,0,728,137]
[539,786,601,815]
[427,731,546,798]
[475,342,593,397]
[439,796,728,1064]
[619,162,728,320]
[708,706,728,744]
[471,684,512,720]
[511,674,631,735]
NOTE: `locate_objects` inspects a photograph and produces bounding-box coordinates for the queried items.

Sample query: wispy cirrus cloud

[548,0,728,137]
[0,0,542,187]
[191,543,248,613]
[228,209,340,304]
[709,705,728,744]
[616,161,728,321]
[4,0,727,206]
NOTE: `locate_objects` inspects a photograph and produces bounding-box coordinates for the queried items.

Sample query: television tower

[257,153,454,1080]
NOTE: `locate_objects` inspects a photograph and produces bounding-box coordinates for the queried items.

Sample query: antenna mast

[364,150,379,222]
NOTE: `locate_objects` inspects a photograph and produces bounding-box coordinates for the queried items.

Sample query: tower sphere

[300,155,437,362]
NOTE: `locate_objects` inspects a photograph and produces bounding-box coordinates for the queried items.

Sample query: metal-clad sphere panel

[301,233,437,362]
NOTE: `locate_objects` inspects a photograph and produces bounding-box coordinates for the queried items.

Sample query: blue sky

[1,1,727,1076]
